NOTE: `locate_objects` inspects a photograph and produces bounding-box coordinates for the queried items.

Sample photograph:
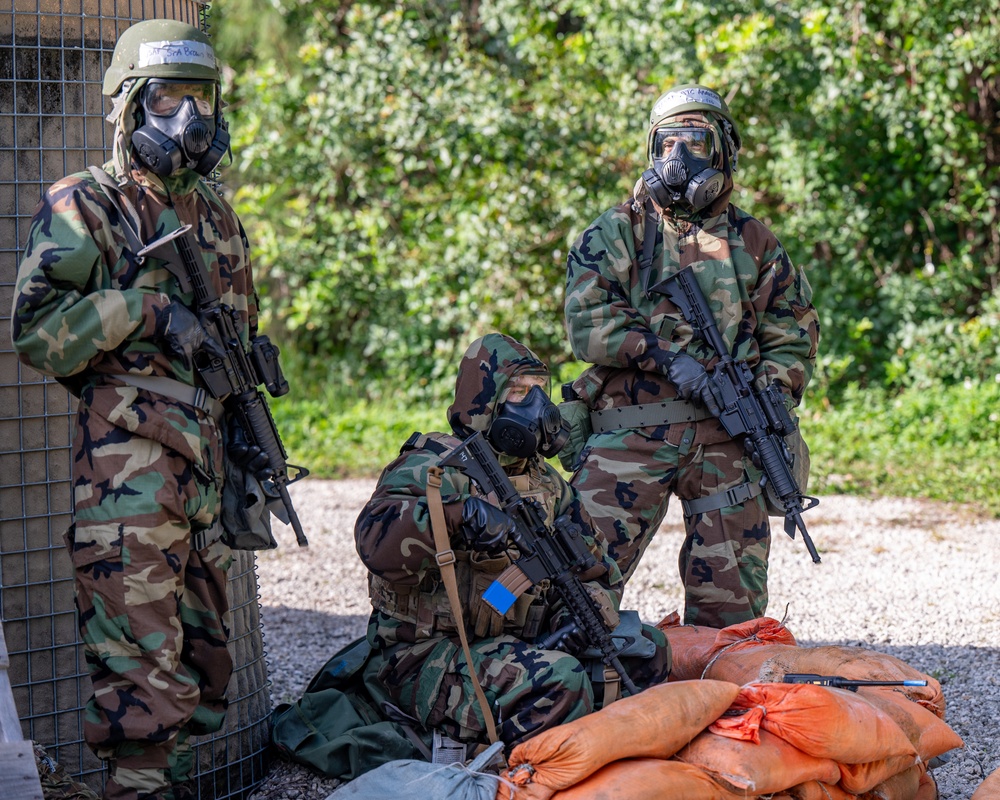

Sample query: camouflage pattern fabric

[564,160,818,628]
[572,429,769,626]
[367,623,669,747]
[356,333,670,748]
[33,741,102,800]
[11,160,254,800]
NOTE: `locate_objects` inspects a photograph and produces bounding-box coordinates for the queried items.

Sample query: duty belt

[116,373,225,421]
[590,399,714,433]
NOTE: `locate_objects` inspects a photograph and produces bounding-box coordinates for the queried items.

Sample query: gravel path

[248,479,1000,800]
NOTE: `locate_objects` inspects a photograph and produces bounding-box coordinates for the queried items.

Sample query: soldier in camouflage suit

[564,84,819,628]
[11,19,257,800]
[355,334,670,753]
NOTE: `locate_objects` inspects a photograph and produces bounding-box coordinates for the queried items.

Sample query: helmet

[646,84,741,165]
[103,19,220,97]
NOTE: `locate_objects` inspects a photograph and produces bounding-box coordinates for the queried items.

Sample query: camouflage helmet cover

[103,19,220,97]
[646,84,741,163]
[448,333,549,439]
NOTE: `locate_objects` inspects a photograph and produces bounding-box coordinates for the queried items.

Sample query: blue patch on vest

[482,580,516,615]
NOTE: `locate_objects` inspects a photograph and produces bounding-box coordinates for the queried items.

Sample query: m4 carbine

[651,266,820,563]
[171,229,309,546]
[440,432,639,696]
[783,673,928,692]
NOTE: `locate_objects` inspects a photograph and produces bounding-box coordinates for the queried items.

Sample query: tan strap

[426,466,500,744]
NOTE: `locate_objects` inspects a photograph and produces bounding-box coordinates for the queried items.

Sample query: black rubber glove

[541,609,589,657]
[459,496,515,556]
[666,353,722,416]
[227,417,273,481]
[155,301,225,370]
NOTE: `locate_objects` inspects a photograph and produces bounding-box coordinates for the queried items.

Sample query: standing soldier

[355,334,670,756]
[563,84,819,628]
[11,19,264,800]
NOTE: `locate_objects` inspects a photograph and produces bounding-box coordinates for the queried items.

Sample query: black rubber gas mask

[642,126,724,213]
[133,79,230,177]
[488,385,569,459]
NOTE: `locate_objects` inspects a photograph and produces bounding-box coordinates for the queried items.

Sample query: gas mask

[132,79,230,177]
[487,385,570,460]
[642,126,725,213]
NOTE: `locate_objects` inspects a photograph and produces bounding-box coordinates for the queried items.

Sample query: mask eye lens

[502,376,548,405]
[144,81,216,116]
[653,127,715,159]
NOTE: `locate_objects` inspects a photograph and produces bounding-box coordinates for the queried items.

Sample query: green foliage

[209,1,1000,510]
[805,380,1000,514]
[211,0,1000,401]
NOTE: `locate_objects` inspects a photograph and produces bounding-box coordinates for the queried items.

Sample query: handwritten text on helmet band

[651,87,723,123]
[139,40,217,70]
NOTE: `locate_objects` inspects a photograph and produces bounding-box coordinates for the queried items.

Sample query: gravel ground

[247,479,1000,800]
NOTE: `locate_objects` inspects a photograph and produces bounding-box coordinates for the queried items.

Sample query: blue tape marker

[482,580,517,615]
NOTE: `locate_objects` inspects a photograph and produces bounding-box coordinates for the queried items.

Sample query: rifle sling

[87,166,194,293]
[639,198,659,299]
[426,466,500,745]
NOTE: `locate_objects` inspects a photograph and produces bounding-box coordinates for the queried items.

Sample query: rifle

[650,267,820,563]
[159,228,309,546]
[783,673,928,692]
[440,432,639,696]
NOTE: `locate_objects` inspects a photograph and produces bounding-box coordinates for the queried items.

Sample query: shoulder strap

[400,432,454,458]
[88,166,145,256]
[639,198,660,299]
[86,166,194,292]
[425,466,500,744]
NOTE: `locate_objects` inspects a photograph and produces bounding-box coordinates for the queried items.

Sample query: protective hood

[448,333,549,439]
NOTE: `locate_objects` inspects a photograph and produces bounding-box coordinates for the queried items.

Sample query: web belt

[116,373,225,421]
[590,400,714,433]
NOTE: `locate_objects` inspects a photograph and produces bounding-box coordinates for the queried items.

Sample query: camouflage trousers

[571,427,769,628]
[68,405,233,800]
[371,624,670,748]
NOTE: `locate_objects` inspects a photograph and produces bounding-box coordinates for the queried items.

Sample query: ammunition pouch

[220,418,278,551]
[368,557,545,641]
[556,398,592,472]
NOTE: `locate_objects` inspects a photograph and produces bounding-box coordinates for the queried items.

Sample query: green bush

[804,380,1000,514]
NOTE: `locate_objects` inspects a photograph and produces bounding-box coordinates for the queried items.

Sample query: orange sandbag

[862,763,923,800]
[729,683,917,764]
[972,764,1000,800]
[656,612,796,681]
[704,644,944,717]
[915,770,938,800]
[674,729,842,795]
[500,680,740,799]
[860,689,963,761]
[548,758,746,800]
[838,754,918,795]
[768,780,855,799]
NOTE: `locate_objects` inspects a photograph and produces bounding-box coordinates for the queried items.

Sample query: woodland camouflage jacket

[565,197,819,430]
[11,161,257,465]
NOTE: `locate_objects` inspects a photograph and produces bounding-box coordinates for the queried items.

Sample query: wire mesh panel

[0,2,273,797]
